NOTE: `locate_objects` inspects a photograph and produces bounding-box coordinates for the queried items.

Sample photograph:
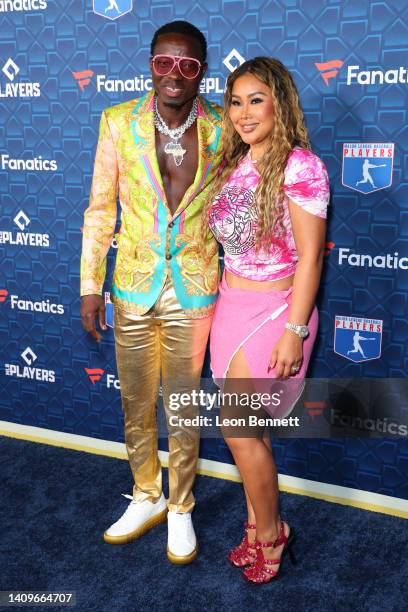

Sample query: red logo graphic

[315,60,344,86]
[305,401,327,420]
[324,241,335,256]
[0,289,8,303]
[72,69,94,92]
[85,367,105,384]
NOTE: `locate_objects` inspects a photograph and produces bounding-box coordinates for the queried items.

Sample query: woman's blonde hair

[202,56,311,248]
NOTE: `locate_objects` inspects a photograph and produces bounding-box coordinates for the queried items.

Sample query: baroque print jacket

[80,90,223,318]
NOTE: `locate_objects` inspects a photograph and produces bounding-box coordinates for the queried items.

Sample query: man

[80,21,222,564]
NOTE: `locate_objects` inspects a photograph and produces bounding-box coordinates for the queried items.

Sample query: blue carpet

[0,436,407,612]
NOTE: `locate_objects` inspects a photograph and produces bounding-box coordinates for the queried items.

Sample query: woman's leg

[223,348,289,564]
[243,486,256,543]
[242,430,273,542]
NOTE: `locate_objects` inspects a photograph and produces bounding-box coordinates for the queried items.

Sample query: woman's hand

[269,330,304,379]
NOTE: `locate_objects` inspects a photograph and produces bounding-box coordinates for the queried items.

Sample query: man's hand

[80,295,107,342]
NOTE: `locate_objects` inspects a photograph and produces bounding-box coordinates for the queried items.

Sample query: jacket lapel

[131,92,222,218]
[131,91,169,210]
[173,96,222,217]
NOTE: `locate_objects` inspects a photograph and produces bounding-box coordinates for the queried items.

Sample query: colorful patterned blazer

[80,90,223,318]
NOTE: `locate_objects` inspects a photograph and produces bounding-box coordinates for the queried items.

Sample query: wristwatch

[285,322,309,339]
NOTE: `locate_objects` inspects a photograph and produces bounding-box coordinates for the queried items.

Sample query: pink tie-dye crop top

[208,148,330,281]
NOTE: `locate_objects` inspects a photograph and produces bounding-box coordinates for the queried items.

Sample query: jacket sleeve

[80,110,118,296]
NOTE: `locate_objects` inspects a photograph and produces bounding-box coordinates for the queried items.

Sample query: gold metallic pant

[114,275,212,513]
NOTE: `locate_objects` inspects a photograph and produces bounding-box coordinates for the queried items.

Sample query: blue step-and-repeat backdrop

[0,1,407,500]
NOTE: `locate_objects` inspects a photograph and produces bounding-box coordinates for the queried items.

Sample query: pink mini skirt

[210,273,319,418]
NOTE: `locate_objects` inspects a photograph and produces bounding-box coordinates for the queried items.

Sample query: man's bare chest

[155,125,199,215]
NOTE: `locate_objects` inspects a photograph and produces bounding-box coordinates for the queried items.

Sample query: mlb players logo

[334,316,383,363]
[342,143,394,194]
[93,0,132,20]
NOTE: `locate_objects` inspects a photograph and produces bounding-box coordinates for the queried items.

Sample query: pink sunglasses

[151,54,203,79]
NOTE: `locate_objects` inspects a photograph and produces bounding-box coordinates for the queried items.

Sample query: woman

[203,57,329,584]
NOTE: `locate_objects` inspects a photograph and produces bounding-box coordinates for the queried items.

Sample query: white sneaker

[167,511,198,564]
[103,493,167,545]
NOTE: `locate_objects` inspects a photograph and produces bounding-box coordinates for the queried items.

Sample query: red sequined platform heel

[227,522,257,567]
[243,521,296,584]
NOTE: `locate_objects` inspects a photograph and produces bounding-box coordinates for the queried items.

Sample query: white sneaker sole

[167,544,198,565]
[103,508,168,545]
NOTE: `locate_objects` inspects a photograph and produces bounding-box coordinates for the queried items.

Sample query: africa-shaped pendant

[164,141,186,166]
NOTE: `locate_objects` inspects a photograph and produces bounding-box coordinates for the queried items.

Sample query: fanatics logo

[86,369,120,390]
[85,367,105,384]
[304,401,327,420]
[338,248,408,271]
[324,241,335,257]
[8,293,65,314]
[347,65,408,85]
[0,289,8,303]
[107,373,120,389]
[95,72,152,94]
[0,0,47,12]
[1,153,58,171]
[72,69,94,92]
[315,59,344,85]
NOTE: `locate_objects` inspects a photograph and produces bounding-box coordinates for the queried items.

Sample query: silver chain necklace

[153,96,198,166]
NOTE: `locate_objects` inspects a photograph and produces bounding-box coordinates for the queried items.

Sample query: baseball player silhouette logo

[93,0,132,20]
[105,0,120,14]
[355,159,386,190]
[346,331,376,360]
